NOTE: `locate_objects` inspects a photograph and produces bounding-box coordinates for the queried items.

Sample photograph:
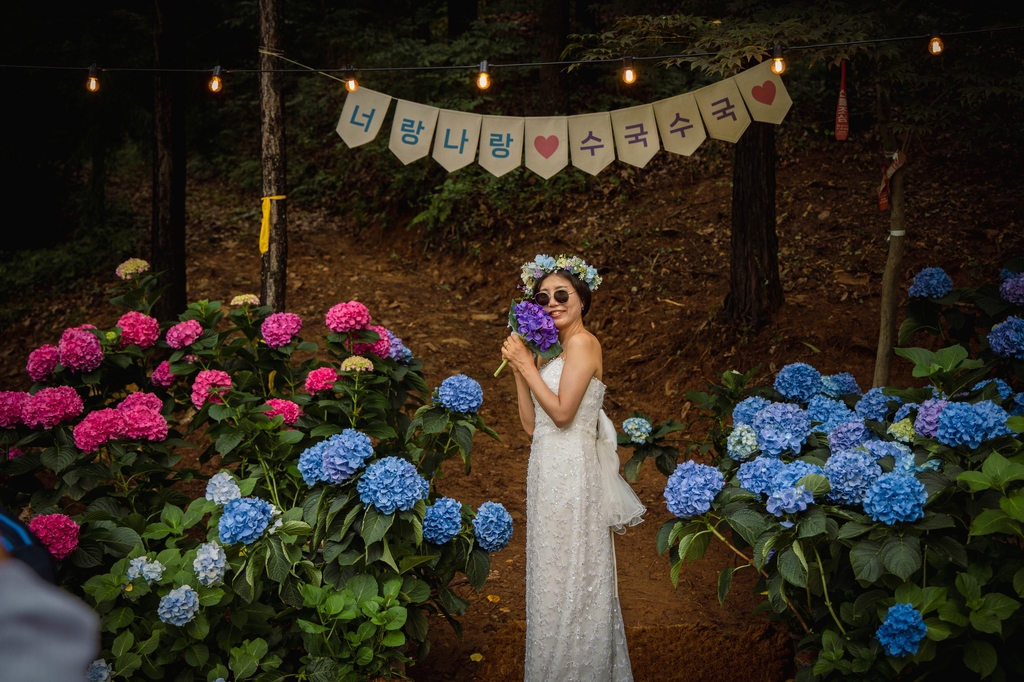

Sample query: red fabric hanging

[835,61,849,141]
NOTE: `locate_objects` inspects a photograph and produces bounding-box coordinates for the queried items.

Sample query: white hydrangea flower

[205,471,241,505]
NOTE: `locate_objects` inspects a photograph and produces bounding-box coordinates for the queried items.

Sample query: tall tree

[152,0,187,320]
[259,0,288,312]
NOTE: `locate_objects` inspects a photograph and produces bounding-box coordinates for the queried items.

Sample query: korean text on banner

[336,87,393,148]
[693,80,751,143]
[653,93,707,157]
[610,104,660,168]
[568,112,615,176]
[733,60,793,125]
[389,100,440,165]
[479,116,525,178]
[524,117,569,180]
[431,110,483,172]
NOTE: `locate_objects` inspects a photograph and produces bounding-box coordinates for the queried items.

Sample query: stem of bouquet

[494,359,509,378]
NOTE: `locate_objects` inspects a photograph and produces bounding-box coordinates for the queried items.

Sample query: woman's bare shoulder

[563,330,602,355]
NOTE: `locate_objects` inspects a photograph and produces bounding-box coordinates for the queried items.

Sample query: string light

[621,56,636,84]
[928,30,944,55]
[344,66,358,92]
[208,66,224,93]
[771,44,786,75]
[476,60,490,90]
[86,63,99,92]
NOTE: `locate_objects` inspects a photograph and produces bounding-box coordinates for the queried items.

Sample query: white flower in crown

[520,254,602,292]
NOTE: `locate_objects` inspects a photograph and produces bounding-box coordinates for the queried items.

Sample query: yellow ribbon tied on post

[259,195,287,254]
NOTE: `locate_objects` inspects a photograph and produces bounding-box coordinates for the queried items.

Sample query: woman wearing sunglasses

[501,255,642,682]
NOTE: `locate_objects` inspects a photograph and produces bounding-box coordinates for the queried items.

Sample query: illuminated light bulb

[86,63,99,92]
[771,44,786,75]
[344,65,358,92]
[208,66,224,93]
[928,31,944,55]
[622,56,636,84]
[477,60,490,90]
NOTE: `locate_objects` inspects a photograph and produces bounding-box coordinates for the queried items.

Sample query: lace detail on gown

[525,357,633,681]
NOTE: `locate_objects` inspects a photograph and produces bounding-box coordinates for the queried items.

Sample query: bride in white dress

[501,256,645,682]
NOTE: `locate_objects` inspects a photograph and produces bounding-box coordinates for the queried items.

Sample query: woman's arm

[511,365,536,437]
[501,333,601,429]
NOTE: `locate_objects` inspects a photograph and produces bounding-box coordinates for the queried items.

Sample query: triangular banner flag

[336,87,393,148]
[693,80,751,143]
[610,104,660,168]
[733,60,793,125]
[479,116,525,178]
[388,100,440,165]
[653,93,707,157]
[431,110,483,172]
[568,112,615,176]
[524,117,569,179]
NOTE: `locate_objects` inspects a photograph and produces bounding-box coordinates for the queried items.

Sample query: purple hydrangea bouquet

[494,299,562,377]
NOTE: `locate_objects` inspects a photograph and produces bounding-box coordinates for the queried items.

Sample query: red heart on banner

[751,80,776,105]
[534,135,559,159]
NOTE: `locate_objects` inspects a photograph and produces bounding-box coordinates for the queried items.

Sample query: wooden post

[872,86,907,387]
[259,0,288,312]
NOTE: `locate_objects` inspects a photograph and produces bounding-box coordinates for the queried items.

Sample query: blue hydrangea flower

[752,403,811,456]
[737,457,787,496]
[828,420,872,452]
[774,363,822,402]
[907,267,953,298]
[894,403,919,423]
[664,460,725,517]
[126,556,165,584]
[423,497,463,545]
[193,542,227,587]
[1002,268,1019,282]
[205,471,240,505]
[321,429,374,484]
[935,400,1011,448]
[972,378,1014,401]
[436,374,484,413]
[473,501,513,552]
[357,456,429,515]
[766,486,814,516]
[218,496,273,545]
[863,472,927,525]
[727,424,759,461]
[876,603,928,657]
[856,387,901,422]
[1000,274,1024,306]
[297,441,327,486]
[820,372,862,398]
[157,585,199,626]
[86,659,112,682]
[400,345,414,361]
[732,396,772,426]
[891,450,942,476]
[622,417,652,443]
[807,395,857,433]
[861,440,912,461]
[769,461,824,495]
[535,254,557,271]
[824,450,882,505]
[989,316,1024,360]
[1013,394,1024,417]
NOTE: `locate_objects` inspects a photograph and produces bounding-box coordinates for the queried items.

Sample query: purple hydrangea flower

[512,300,559,351]
[828,420,871,452]
[914,399,948,437]
[1000,274,1024,306]
[989,316,1024,360]
[825,449,882,505]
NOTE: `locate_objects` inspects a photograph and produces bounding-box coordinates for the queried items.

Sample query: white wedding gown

[525,357,634,681]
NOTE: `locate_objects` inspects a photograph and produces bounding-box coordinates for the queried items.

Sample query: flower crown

[520,254,602,292]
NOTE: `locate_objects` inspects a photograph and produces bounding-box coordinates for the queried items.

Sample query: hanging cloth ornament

[259,195,286,254]
[877,151,906,211]
[835,61,849,141]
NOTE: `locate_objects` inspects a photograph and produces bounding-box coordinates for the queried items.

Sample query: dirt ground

[1,137,1022,681]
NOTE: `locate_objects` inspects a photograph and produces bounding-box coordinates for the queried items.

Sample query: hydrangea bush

[0,261,510,681]
[626,353,1024,681]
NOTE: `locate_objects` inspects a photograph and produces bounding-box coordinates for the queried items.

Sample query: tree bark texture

[872,86,907,387]
[447,0,477,40]
[259,0,288,312]
[151,0,187,320]
[723,121,783,327]
[539,0,570,113]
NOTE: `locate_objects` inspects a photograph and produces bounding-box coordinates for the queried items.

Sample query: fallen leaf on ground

[470,653,483,662]
[486,595,501,603]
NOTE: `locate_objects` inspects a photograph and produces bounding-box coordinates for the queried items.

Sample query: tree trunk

[447,0,477,40]
[259,0,288,312]
[539,0,570,113]
[872,86,907,387]
[151,0,187,320]
[722,121,783,327]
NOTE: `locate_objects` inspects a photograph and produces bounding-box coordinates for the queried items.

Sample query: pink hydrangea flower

[305,367,338,393]
[118,311,160,349]
[191,370,232,410]
[7,447,23,460]
[353,325,392,358]
[121,407,169,442]
[151,361,176,387]
[28,514,80,560]
[26,344,59,382]
[261,312,303,348]
[264,398,301,425]
[58,326,104,373]
[166,320,204,349]
[21,386,84,429]
[0,391,28,428]
[326,301,371,333]
[118,392,163,413]
[115,258,151,280]
[73,408,127,453]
